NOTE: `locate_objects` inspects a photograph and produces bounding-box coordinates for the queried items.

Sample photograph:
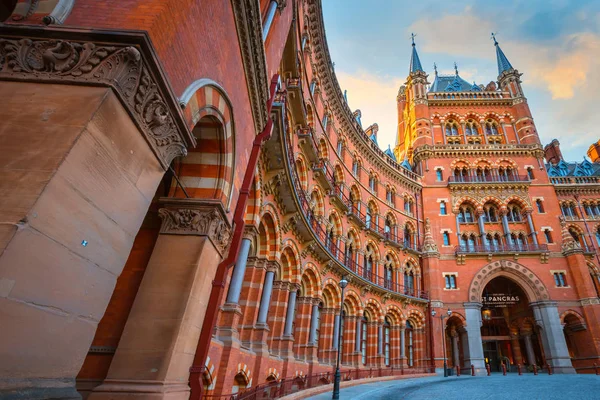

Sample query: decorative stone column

[251,262,279,357]
[450,328,460,368]
[525,211,538,245]
[400,326,407,368]
[90,200,231,400]
[522,332,536,366]
[306,298,321,362]
[530,301,576,373]
[463,302,486,375]
[501,209,513,245]
[510,333,523,366]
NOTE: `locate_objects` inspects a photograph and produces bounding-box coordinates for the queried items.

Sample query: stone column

[511,334,523,366]
[225,237,252,304]
[308,302,320,345]
[526,212,539,245]
[523,333,536,366]
[283,290,298,337]
[463,302,486,375]
[378,323,384,355]
[530,301,575,373]
[501,211,513,245]
[90,201,232,400]
[400,327,407,367]
[257,270,276,326]
[332,313,341,350]
[451,329,460,368]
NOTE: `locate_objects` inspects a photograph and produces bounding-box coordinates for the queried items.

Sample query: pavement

[305,373,600,400]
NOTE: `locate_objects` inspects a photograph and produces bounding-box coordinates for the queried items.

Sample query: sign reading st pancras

[481,293,520,308]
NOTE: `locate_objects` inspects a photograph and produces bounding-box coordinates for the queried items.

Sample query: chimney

[544,139,563,164]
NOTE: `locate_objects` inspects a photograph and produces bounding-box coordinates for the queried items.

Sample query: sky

[321,0,600,161]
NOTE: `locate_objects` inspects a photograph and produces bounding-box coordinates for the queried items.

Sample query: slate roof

[409,42,423,73]
[495,40,514,76]
[545,159,600,177]
[429,74,482,93]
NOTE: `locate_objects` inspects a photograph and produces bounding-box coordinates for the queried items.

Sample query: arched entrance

[480,277,543,372]
[465,260,575,374]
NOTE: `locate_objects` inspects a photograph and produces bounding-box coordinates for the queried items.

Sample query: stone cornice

[158,199,232,257]
[0,25,195,169]
[413,143,544,163]
[230,0,269,134]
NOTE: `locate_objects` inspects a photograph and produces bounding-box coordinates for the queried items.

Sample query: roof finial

[410,32,417,46]
[433,62,438,76]
[454,62,458,76]
[491,32,498,46]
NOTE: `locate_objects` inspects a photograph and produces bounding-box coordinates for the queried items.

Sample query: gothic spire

[492,33,514,76]
[409,33,424,74]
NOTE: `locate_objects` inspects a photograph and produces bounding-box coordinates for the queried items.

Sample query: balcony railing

[550,176,600,185]
[455,243,548,255]
[448,175,529,184]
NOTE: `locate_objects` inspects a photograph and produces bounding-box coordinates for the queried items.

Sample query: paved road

[306,374,600,400]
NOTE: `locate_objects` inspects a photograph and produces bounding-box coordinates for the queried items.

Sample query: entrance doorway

[480,277,544,372]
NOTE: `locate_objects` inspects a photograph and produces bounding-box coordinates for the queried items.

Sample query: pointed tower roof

[492,33,514,76]
[409,33,424,74]
[384,145,397,162]
[401,156,412,171]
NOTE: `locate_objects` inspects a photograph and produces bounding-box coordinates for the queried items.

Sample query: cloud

[335,70,404,150]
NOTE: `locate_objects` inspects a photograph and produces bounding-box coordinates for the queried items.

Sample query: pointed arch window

[445,121,459,136]
[485,119,499,135]
[404,269,415,296]
[465,120,478,136]
[364,245,374,281]
[366,204,373,228]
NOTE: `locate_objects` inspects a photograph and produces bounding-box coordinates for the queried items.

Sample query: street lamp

[332,276,348,400]
[431,308,452,377]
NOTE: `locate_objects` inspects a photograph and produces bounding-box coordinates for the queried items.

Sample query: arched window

[384,317,391,366]
[326,215,336,252]
[458,204,475,223]
[403,225,415,249]
[352,159,359,176]
[483,204,498,223]
[595,227,600,246]
[406,320,414,367]
[485,119,499,135]
[507,204,522,222]
[445,121,459,136]
[369,173,377,192]
[361,312,368,365]
[336,139,343,156]
[384,215,393,237]
[465,120,478,136]
[386,186,392,203]
[366,204,373,228]
[345,236,354,267]
[404,269,414,295]
[384,255,393,290]
[364,245,374,281]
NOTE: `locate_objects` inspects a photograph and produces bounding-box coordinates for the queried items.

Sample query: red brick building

[0,1,599,399]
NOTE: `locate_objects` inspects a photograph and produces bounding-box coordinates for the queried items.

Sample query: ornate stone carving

[0,29,194,168]
[158,201,232,257]
[230,0,269,134]
[421,218,439,257]
[559,216,582,256]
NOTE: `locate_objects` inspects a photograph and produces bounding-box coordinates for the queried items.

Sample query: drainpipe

[189,75,280,400]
